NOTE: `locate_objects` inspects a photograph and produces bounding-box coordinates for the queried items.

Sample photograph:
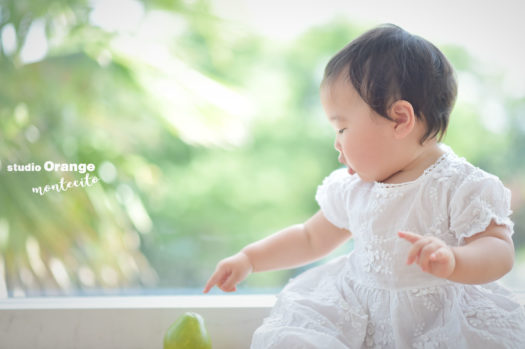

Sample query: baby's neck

[381,143,445,184]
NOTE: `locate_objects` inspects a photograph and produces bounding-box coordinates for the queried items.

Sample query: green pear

[163,312,212,349]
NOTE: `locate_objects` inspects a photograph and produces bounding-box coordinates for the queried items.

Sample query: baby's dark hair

[323,24,457,143]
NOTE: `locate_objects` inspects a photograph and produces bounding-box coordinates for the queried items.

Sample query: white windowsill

[1,293,524,348]
[0,295,277,349]
[0,294,277,309]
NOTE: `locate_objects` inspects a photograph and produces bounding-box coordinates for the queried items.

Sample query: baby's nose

[334,140,344,164]
[334,138,343,152]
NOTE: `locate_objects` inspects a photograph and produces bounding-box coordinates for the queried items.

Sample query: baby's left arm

[398,220,515,284]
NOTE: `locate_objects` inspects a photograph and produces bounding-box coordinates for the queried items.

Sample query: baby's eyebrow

[329,115,345,121]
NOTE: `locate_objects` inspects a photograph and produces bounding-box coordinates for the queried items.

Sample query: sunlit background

[0,0,524,297]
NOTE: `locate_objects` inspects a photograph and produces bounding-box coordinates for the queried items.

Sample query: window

[1,0,524,300]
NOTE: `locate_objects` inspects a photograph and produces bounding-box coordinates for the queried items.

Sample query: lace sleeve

[449,172,514,245]
[315,168,351,229]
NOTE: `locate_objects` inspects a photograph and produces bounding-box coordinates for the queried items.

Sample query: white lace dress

[251,148,525,348]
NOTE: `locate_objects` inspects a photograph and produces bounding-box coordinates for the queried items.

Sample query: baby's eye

[338,128,346,134]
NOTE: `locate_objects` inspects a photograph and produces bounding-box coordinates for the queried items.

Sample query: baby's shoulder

[429,151,506,199]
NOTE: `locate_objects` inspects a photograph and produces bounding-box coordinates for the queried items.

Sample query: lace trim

[374,151,451,190]
[456,209,514,245]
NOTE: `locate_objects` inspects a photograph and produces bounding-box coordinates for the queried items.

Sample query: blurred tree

[0,0,259,296]
[0,0,161,296]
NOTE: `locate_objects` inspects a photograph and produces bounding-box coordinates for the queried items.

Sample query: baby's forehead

[321,74,361,101]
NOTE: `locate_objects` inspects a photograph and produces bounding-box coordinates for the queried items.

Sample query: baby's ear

[388,100,415,139]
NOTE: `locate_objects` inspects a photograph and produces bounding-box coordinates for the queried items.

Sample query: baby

[204,24,525,348]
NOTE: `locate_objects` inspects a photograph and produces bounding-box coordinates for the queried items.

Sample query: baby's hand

[203,252,253,293]
[398,231,456,279]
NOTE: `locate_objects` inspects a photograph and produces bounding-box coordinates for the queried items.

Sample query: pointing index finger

[203,273,220,293]
[398,231,422,244]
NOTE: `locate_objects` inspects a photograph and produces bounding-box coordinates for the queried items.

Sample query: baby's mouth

[338,156,355,175]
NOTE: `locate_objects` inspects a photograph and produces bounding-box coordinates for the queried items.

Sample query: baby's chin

[346,167,376,182]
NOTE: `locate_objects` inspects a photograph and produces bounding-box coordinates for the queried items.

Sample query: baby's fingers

[429,247,454,265]
[203,272,219,293]
[220,271,241,292]
[203,269,229,293]
[419,243,442,271]
[430,249,446,262]
[398,231,422,244]
[406,238,431,265]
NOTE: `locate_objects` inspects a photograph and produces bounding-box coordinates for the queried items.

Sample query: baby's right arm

[203,210,351,293]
